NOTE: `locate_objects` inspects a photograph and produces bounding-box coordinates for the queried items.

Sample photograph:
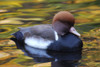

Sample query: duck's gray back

[19,24,55,40]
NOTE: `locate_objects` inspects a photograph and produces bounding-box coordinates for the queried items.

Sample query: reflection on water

[0,28,7,33]
[22,45,82,67]
[0,0,100,67]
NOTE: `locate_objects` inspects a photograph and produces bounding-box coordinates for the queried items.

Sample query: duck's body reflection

[21,45,82,67]
[48,51,81,67]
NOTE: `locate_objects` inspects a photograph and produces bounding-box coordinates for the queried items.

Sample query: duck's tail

[10,31,25,49]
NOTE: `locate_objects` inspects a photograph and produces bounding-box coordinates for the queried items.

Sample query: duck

[11,11,83,52]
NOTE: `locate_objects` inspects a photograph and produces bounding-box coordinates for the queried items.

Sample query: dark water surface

[0,0,100,67]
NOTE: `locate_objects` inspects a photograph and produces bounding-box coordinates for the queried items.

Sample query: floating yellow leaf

[33,62,51,67]
[0,10,8,13]
[0,18,23,24]
[75,0,96,3]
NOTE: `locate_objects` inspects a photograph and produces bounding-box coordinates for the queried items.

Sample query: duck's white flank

[54,31,59,40]
[25,37,53,49]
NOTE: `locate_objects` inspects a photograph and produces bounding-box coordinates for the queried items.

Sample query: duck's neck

[54,31,59,41]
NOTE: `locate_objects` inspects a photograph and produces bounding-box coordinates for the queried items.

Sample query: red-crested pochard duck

[11,11,83,52]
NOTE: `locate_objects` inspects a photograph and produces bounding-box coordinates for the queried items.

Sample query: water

[0,0,100,67]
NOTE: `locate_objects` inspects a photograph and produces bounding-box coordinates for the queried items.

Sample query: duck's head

[52,11,80,36]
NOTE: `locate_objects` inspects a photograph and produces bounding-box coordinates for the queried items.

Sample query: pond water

[0,0,100,67]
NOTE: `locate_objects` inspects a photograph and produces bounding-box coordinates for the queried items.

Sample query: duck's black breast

[47,33,83,52]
